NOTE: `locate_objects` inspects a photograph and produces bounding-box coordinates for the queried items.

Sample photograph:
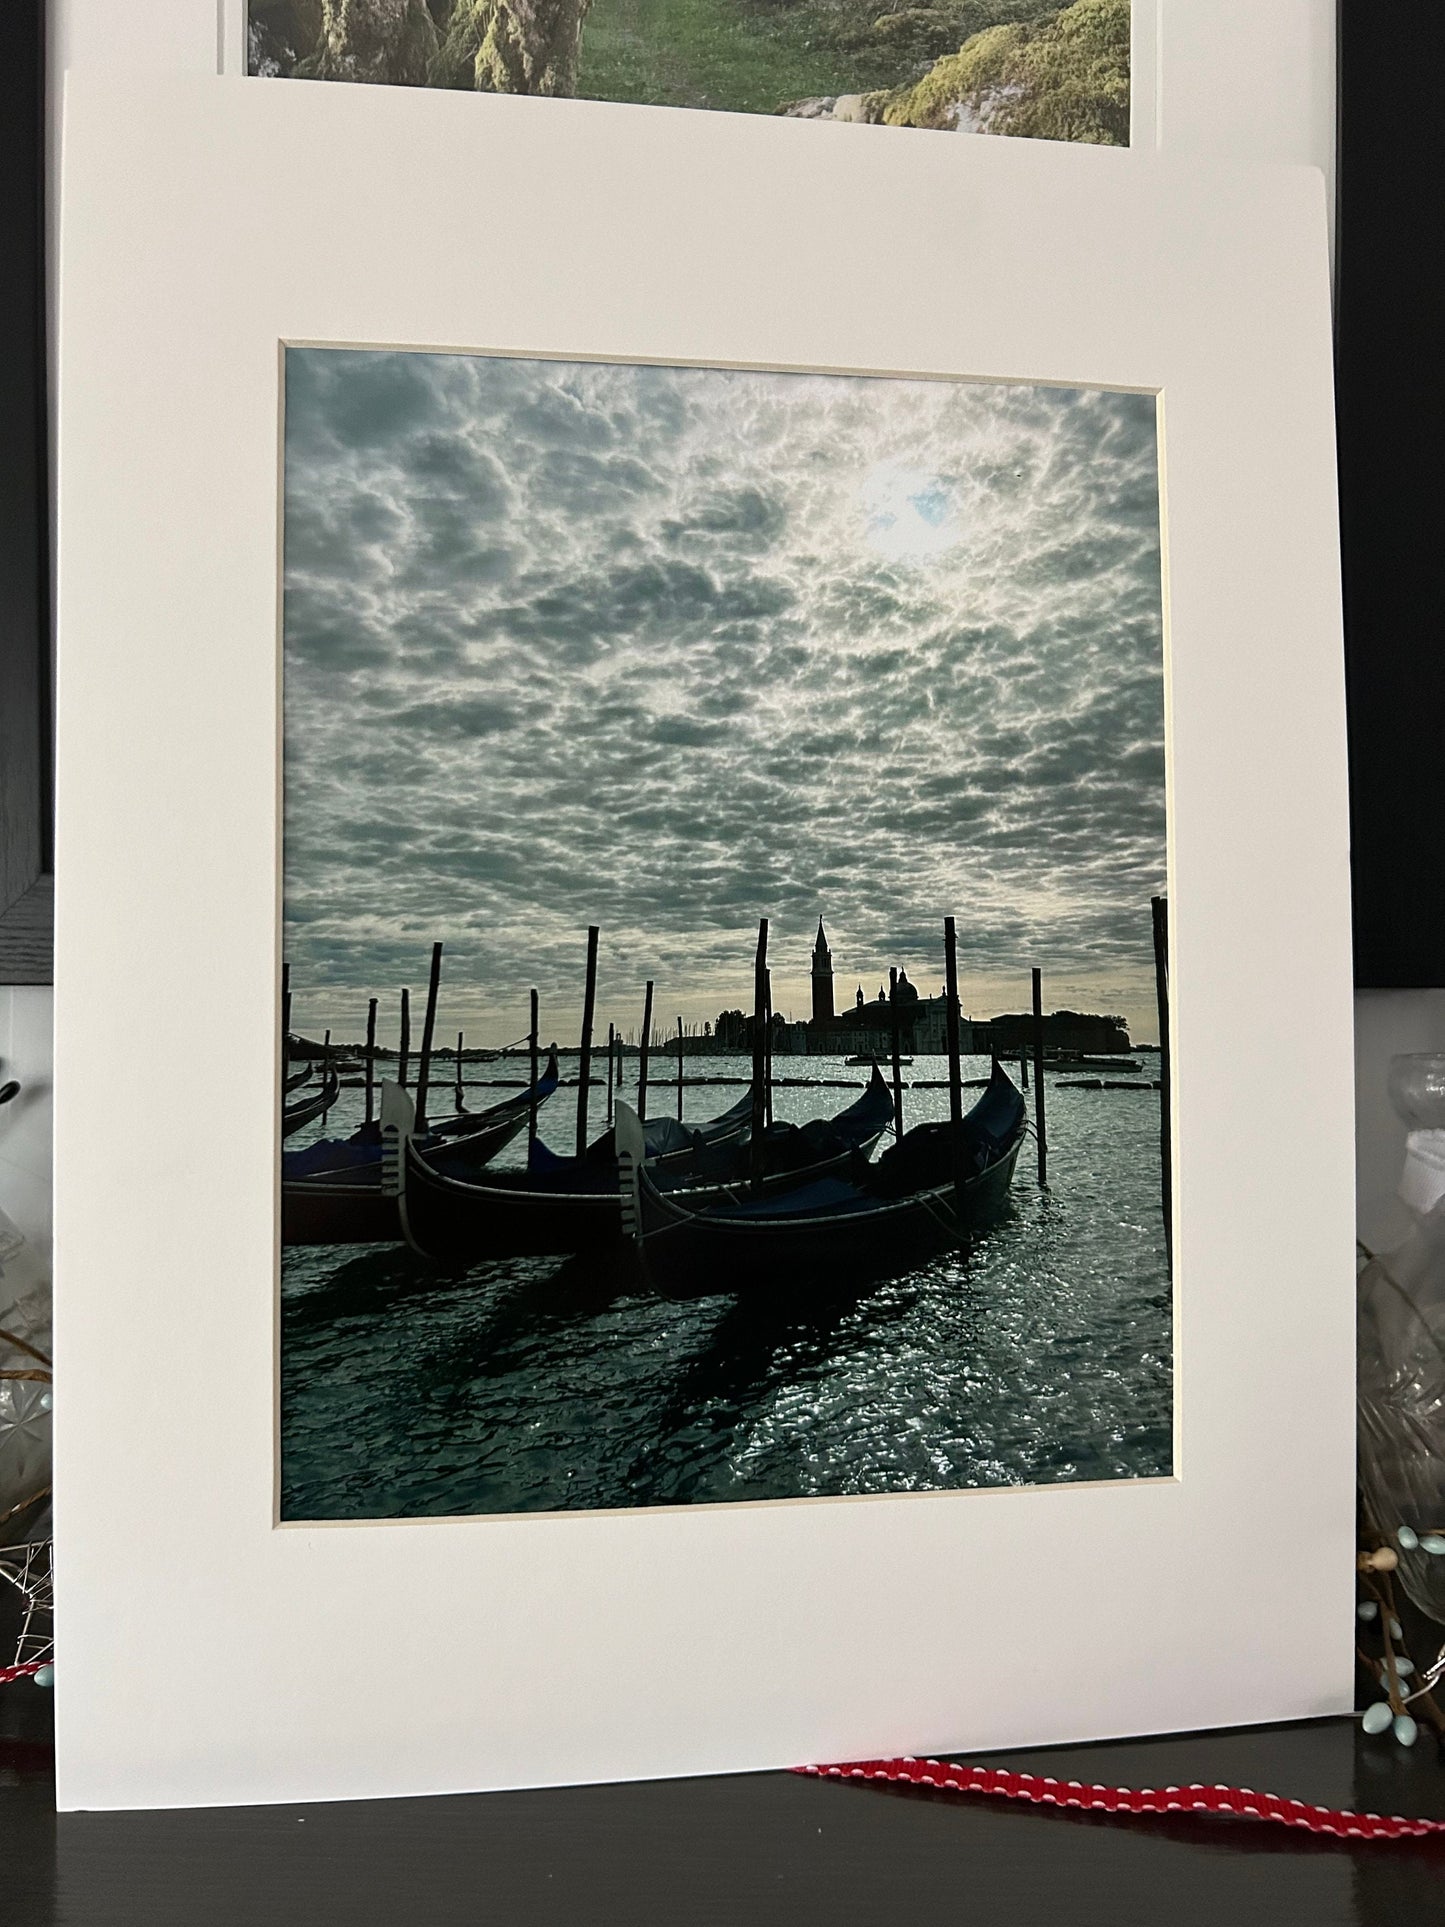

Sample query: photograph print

[279,344,1171,1522]
[247,0,1130,144]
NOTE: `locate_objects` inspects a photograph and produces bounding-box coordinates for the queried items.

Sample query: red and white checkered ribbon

[798,1756,1445,1842]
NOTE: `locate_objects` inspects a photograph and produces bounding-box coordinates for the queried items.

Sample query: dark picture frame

[0,0,52,984]
[1336,2,1445,988]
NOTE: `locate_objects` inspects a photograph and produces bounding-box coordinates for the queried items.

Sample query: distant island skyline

[285,911,1161,1055]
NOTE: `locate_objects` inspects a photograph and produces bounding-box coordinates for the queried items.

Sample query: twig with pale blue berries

[1357,1520,1445,1747]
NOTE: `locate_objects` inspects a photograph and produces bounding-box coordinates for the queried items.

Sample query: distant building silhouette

[811,917,835,1023]
[718,922,1132,1060]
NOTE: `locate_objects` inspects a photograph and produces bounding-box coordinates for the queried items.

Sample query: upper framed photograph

[241,0,1135,144]
[54,74,1352,1811]
[85,5,1336,175]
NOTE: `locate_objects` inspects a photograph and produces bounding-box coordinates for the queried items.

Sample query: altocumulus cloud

[282,351,1166,1044]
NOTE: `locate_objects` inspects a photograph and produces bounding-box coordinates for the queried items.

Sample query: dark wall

[0,0,52,982]
[1337,4,1445,987]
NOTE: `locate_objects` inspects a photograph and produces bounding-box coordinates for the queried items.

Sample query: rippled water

[280,1053,1172,1518]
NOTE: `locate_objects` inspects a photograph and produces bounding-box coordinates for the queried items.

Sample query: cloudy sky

[282,349,1166,1049]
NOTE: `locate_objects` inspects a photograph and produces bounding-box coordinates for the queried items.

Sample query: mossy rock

[881,21,1024,128]
[880,0,1129,143]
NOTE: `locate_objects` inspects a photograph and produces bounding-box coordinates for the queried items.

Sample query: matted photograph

[279,345,1170,1522]
[56,70,1357,1807]
[247,0,1131,143]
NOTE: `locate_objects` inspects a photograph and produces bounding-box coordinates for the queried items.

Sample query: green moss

[880,21,1020,127]
[299,0,440,85]
[1002,0,1130,144]
[881,0,1129,143]
[430,0,593,94]
[865,9,976,62]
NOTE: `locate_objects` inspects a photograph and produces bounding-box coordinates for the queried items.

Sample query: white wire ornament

[0,1539,53,1683]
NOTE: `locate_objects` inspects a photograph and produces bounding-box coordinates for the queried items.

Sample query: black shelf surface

[6,1715,1445,1926]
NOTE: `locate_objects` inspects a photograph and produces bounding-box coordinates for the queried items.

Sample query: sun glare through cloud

[861,463,962,564]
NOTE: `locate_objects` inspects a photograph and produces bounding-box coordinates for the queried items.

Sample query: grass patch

[576,0,933,115]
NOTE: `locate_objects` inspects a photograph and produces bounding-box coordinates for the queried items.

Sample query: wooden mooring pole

[607,1021,615,1126]
[322,1028,335,1123]
[888,967,904,1142]
[281,961,292,1057]
[763,970,774,1129]
[1019,1047,1029,1092]
[528,989,539,1154]
[364,996,378,1127]
[1031,966,1048,1185]
[676,1016,684,1121]
[415,941,443,1131]
[455,1031,464,1113]
[638,980,654,1124]
[750,920,769,1192]
[576,925,599,1158]
[943,919,965,1220]
[398,987,411,1093]
[1152,895,1173,1266]
[943,920,964,1134]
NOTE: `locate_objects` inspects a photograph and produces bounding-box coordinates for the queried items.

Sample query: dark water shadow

[279,1243,449,1329]
[624,1271,923,1490]
[435,1246,652,1379]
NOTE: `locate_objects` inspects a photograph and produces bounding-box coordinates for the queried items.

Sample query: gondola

[280,1063,340,1141]
[283,1059,315,1094]
[392,1064,896,1265]
[618,1060,1027,1294]
[282,1051,560,1245]
[524,1083,754,1179]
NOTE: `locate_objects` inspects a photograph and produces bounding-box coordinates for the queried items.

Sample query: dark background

[0,0,51,984]
[1336,2,1445,985]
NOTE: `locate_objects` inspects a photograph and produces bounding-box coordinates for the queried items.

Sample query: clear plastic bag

[0,1204,52,1532]
[1357,1056,1445,1623]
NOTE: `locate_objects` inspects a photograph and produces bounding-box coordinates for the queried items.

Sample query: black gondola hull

[632,1135,1024,1295]
[281,1062,557,1246]
[400,1157,620,1263]
[624,1063,1028,1295]
[282,1182,402,1247]
[398,1068,896,1265]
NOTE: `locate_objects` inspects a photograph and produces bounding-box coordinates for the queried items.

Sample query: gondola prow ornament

[615,1101,646,1246]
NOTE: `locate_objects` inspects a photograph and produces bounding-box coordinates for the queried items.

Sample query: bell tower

[811,918,834,1024]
